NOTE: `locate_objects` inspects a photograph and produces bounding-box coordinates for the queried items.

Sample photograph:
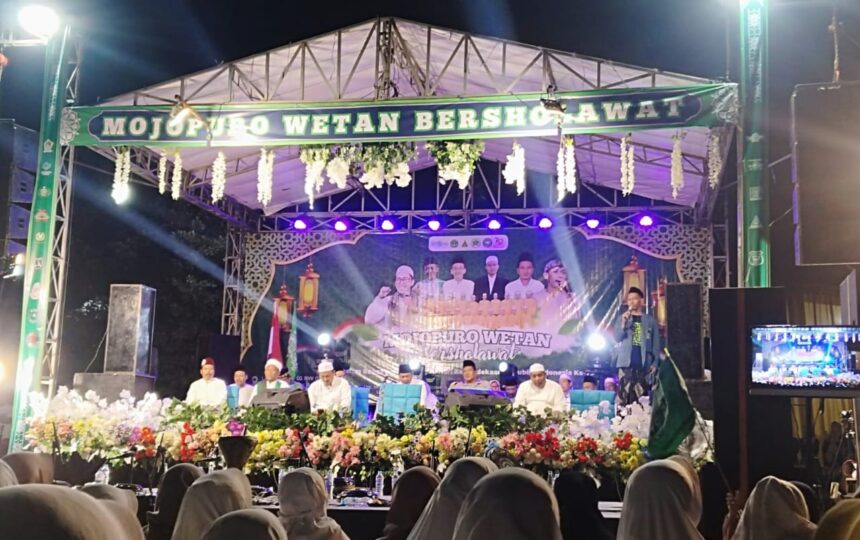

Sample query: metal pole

[738,0,770,287]
[8,25,71,451]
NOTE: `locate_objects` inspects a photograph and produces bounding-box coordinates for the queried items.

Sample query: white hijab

[278,467,349,540]
[0,484,144,540]
[0,459,18,487]
[731,476,816,540]
[407,457,497,540]
[171,468,252,540]
[452,467,562,540]
[79,483,139,514]
[616,457,704,540]
[203,508,288,540]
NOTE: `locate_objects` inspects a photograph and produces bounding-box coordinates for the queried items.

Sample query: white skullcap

[265,358,283,371]
[395,265,414,279]
[318,360,334,373]
[559,372,573,382]
[528,363,546,374]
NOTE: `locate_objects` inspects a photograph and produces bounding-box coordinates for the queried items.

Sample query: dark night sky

[0,0,858,396]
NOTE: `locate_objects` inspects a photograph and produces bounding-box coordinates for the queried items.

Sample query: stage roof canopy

[98,17,731,220]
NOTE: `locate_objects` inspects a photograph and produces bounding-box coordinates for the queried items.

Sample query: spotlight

[408,359,422,372]
[293,218,308,231]
[317,333,332,347]
[540,85,567,122]
[427,218,442,231]
[585,218,600,230]
[168,94,209,130]
[498,361,509,373]
[333,218,350,232]
[11,254,24,278]
[18,5,60,39]
[111,183,131,205]
[380,217,396,231]
[487,218,502,230]
[537,217,553,229]
[638,215,654,227]
[586,332,607,352]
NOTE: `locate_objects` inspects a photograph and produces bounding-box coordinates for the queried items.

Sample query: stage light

[168,94,209,131]
[498,361,509,373]
[586,332,608,352]
[638,215,654,227]
[10,254,25,278]
[408,359,422,372]
[427,218,442,231]
[111,183,131,205]
[18,5,60,39]
[380,217,396,231]
[487,218,502,230]
[317,333,332,347]
[333,218,350,232]
[293,218,308,231]
[585,218,600,230]
[537,217,553,229]
[540,85,567,122]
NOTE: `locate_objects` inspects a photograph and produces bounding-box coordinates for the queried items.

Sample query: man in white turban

[251,359,291,400]
[513,363,567,416]
[307,360,352,413]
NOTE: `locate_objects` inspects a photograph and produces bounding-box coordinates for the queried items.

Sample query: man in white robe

[185,357,228,407]
[307,360,352,413]
[513,363,566,416]
[251,358,294,400]
[226,365,254,408]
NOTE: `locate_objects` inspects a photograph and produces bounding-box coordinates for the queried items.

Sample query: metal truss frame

[41,39,82,396]
[221,228,244,336]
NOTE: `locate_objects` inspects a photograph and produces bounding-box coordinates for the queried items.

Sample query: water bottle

[324,471,334,500]
[94,464,110,484]
[374,470,385,497]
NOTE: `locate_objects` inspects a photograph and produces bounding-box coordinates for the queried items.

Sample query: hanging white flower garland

[211,151,227,203]
[111,148,131,202]
[157,150,168,195]
[670,132,685,199]
[620,135,635,196]
[426,141,484,191]
[502,141,526,195]
[171,150,183,201]
[325,147,353,190]
[556,136,577,201]
[257,149,275,207]
[299,147,327,208]
[707,130,723,189]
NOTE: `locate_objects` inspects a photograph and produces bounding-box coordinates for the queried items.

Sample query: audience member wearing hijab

[553,470,612,540]
[452,468,562,540]
[278,467,349,540]
[0,484,144,540]
[0,459,18,487]
[813,499,860,540]
[171,468,252,540]
[378,466,440,540]
[790,482,821,524]
[616,458,704,540]
[407,457,497,540]
[1,451,54,484]
[203,509,288,540]
[147,463,203,540]
[80,483,140,514]
[730,476,816,540]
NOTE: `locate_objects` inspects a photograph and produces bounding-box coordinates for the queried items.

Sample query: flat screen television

[750,325,860,397]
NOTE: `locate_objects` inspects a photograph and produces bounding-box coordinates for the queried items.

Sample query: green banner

[8,27,70,451]
[62,84,738,147]
[740,0,770,287]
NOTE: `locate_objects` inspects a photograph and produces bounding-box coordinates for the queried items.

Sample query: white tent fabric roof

[102,18,726,213]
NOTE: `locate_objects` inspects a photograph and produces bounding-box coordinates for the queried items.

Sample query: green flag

[647,352,696,459]
[286,302,298,376]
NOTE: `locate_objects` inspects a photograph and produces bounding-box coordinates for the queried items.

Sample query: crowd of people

[2,445,860,539]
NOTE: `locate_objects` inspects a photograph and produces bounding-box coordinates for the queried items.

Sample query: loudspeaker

[710,287,792,493]
[666,283,704,380]
[792,82,860,265]
[0,121,38,260]
[104,284,157,376]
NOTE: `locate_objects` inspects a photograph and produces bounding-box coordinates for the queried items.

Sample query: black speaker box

[792,82,860,265]
[710,287,793,492]
[666,283,704,380]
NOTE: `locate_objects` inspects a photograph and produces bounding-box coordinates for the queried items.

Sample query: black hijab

[553,470,612,540]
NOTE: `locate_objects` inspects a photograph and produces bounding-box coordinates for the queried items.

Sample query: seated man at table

[226,365,254,408]
[308,360,352,413]
[513,363,567,416]
[582,375,598,391]
[604,377,618,393]
[395,363,436,409]
[449,360,491,390]
[559,372,573,411]
[252,358,293,399]
[185,357,228,407]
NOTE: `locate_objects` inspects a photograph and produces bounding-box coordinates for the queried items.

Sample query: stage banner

[243,229,680,388]
[61,84,738,147]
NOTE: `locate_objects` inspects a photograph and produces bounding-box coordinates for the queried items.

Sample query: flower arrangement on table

[22,388,672,483]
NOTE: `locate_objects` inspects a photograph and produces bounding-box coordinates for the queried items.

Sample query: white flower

[325,156,350,189]
[360,165,385,190]
[502,142,525,195]
[388,162,411,188]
